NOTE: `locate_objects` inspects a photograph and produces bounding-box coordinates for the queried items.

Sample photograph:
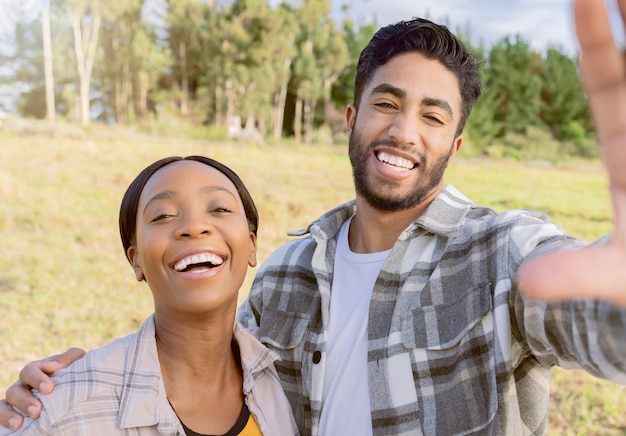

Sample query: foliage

[539,48,592,141]
[0,0,604,157]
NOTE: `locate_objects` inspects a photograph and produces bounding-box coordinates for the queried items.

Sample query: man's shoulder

[470,207,552,226]
[258,236,318,271]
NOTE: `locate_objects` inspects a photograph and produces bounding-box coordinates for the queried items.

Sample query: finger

[574,0,622,94]
[39,348,86,371]
[5,382,41,419]
[574,0,626,131]
[517,245,626,307]
[19,348,86,395]
[610,185,626,247]
[0,399,23,431]
[574,0,626,191]
[619,0,626,31]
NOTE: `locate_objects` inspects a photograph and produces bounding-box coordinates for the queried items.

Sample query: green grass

[0,123,623,433]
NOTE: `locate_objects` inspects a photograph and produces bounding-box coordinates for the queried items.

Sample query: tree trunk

[69,11,101,125]
[272,57,291,139]
[304,96,315,144]
[295,92,303,143]
[215,77,223,127]
[124,60,134,123]
[225,79,235,133]
[245,113,255,129]
[42,6,55,122]
[138,78,148,120]
[112,36,125,124]
[323,76,335,123]
[179,40,188,116]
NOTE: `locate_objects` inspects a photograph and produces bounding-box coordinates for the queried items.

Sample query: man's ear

[345,104,357,135]
[126,246,145,282]
[448,135,463,163]
[248,232,258,268]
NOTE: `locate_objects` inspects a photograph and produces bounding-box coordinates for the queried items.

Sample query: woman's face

[127,160,257,317]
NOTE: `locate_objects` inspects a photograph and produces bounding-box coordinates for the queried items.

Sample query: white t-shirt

[318,217,390,435]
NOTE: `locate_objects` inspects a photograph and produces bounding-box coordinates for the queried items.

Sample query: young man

[2,0,626,434]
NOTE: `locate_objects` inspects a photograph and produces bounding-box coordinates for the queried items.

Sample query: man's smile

[375,151,417,172]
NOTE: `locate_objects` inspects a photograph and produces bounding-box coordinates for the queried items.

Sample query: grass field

[0,123,624,434]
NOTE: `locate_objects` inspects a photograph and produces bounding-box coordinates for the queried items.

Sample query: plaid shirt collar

[289,184,472,241]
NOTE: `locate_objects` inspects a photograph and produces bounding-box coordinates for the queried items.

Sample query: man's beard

[348,130,452,212]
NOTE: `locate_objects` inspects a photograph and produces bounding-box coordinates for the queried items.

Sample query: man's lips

[375,150,417,172]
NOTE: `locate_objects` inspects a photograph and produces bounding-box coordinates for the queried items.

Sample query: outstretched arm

[518,0,626,307]
[0,348,85,430]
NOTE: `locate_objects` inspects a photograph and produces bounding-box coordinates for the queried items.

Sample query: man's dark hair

[353,17,483,136]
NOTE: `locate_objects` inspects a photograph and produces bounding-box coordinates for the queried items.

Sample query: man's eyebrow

[143,186,237,214]
[371,83,406,100]
[422,97,454,119]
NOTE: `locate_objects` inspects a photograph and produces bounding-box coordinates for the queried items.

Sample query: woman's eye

[212,207,232,213]
[151,214,173,223]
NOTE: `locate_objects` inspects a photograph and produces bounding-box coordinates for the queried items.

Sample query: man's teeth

[377,151,415,170]
[174,253,224,271]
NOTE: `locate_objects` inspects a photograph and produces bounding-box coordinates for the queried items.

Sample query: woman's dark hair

[119,156,259,255]
[353,17,483,136]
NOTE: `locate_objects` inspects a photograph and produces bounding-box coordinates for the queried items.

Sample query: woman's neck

[155,312,245,435]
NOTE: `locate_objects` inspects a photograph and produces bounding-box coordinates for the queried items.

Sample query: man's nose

[388,113,420,146]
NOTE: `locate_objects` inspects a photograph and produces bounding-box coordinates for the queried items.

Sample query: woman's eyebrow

[144,186,239,212]
[199,185,238,200]
[143,190,176,213]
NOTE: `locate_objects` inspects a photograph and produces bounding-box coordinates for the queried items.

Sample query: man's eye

[375,102,396,109]
[425,115,444,124]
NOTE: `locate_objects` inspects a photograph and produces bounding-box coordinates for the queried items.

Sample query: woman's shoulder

[39,320,159,420]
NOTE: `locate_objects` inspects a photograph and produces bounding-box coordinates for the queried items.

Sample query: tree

[539,47,591,141]
[291,0,332,143]
[42,5,56,122]
[267,4,297,139]
[167,0,207,118]
[486,36,543,137]
[62,0,102,125]
[463,43,502,152]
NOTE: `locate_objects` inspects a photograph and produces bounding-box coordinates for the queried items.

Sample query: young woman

[1,156,298,435]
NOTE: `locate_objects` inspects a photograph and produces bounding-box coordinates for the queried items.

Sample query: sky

[2,0,624,54]
[1,0,621,54]
[329,0,581,54]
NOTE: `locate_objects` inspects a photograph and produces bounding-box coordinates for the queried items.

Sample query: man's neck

[348,187,441,254]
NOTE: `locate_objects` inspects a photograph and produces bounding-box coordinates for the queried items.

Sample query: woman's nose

[175,214,213,239]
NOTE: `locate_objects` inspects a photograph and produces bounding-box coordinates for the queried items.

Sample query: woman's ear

[248,232,258,268]
[126,245,145,282]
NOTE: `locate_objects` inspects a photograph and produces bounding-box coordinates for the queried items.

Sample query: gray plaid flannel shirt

[237,184,626,435]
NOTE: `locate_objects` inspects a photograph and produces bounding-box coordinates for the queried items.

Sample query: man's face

[346,52,463,212]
